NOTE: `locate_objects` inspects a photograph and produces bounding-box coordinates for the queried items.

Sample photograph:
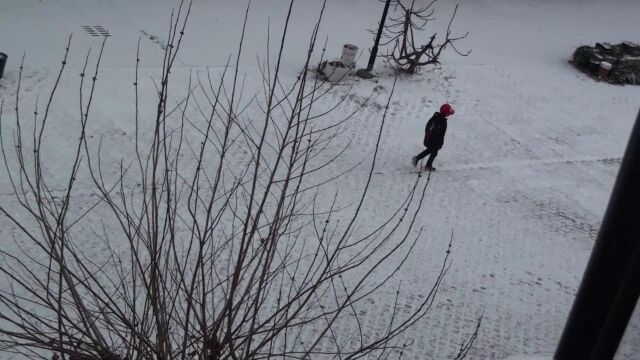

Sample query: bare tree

[0,1,480,359]
[383,0,470,74]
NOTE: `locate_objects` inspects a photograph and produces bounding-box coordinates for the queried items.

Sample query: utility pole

[555,109,640,359]
[357,0,392,79]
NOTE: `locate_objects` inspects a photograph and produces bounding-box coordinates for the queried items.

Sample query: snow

[1,0,640,359]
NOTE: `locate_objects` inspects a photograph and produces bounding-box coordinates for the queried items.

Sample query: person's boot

[424,165,436,171]
[411,156,418,167]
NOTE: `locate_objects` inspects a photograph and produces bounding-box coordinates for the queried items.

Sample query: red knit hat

[440,103,454,116]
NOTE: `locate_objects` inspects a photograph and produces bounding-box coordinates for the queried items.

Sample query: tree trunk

[407,60,418,74]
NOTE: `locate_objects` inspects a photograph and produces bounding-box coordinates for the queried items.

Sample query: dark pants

[416,147,438,167]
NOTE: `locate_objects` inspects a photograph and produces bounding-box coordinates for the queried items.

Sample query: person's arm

[425,114,436,133]
[424,120,434,144]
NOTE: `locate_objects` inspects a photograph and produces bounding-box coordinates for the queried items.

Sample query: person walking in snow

[411,103,455,171]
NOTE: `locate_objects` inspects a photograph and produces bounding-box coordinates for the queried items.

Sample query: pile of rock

[571,41,640,85]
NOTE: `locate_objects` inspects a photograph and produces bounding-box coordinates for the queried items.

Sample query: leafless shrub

[0,1,479,359]
[383,0,470,74]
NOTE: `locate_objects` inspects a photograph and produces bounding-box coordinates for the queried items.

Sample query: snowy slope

[1,0,640,359]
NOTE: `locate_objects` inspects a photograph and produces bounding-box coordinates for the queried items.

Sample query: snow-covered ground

[1,0,640,358]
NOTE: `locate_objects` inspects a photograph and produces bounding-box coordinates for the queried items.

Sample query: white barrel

[600,61,612,70]
[599,61,612,79]
[340,44,358,67]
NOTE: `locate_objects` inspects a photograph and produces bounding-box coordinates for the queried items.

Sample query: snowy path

[2,0,640,359]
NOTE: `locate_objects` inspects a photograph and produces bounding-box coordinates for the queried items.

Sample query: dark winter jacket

[423,112,448,149]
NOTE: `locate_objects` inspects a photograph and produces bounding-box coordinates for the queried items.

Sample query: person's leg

[425,149,439,168]
[416,147,432,160]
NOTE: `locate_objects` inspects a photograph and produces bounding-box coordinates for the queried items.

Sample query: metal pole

[591,242,640,358]
[0,52,8,79]
[366,0,392,71]
[555,109,640,359]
